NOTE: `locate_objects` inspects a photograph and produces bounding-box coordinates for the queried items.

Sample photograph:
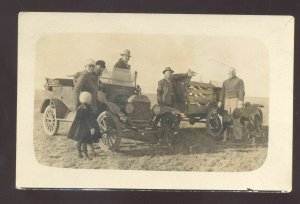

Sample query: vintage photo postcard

[16,13,293,191]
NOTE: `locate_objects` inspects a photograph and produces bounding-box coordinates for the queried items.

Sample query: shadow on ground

[117,126,268,157]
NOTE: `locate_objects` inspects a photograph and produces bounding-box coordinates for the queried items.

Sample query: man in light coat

[218,67,245,141]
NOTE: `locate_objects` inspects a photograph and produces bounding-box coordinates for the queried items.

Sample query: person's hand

[238,100,244,109]
[187,69,197,77]
[91,128,95,135]
[218,101,222,108]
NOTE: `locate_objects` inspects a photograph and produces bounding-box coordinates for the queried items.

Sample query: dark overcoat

[73,70,99,113]
[67,104,101,143]
[114,58,130,69]
[157,78,174,105]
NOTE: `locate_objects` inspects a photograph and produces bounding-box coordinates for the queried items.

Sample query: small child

[68,91,100,160]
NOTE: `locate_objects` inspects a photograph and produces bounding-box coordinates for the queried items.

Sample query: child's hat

[79,91,92,104]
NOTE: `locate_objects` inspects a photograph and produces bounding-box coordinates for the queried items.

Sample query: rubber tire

[43,105,59,136]
[160,113,180,145]
[206,109,223,138]
[97,111,122,151]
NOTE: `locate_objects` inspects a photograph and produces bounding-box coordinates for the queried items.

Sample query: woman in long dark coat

[68,91,101,160]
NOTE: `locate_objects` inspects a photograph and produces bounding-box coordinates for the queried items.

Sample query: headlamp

[125,103,134,114]
[152,104,160,116]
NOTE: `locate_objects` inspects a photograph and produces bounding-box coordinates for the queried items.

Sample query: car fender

[97,91,121,115]
[106,102,121,115]
[159,105,181,115]
[97,90,109,104]
[40,99,50,113]
[41,98,69,119]
[52,99,70,118]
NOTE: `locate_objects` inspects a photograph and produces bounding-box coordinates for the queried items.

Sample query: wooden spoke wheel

[43,103,59,136]
[160,113,180,145]
[206,109,223,138]
[97,111,122,151]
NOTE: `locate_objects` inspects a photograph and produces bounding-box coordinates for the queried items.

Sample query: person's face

[122,54,130,62]
[86,63,95,72]
[94,65,104,75]
[228,70,235,79]
[164,71,172,79]
[82,101,91,105]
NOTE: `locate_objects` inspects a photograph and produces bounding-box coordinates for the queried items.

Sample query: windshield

[100,68,136,87]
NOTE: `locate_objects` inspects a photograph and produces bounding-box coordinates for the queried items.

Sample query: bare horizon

[35,33,269,98]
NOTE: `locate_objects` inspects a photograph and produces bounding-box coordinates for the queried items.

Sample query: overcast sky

[36,33,269,97]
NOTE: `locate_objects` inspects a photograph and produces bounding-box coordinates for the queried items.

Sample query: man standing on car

[157,67,175,107]
[218,67,245,141]
[114,49,131,70]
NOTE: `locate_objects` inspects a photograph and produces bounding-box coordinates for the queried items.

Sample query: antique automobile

[171,72,223,137]
[41,68,181,151]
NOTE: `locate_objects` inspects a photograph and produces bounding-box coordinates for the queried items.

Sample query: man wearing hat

[95,60,106,76]
[218,67,245,141]
[114,49,131,70]
[71,60,106,84]
[157,67,175,106]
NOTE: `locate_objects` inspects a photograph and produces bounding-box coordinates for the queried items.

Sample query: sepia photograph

[34,33,268,171]
[17,13,293,191]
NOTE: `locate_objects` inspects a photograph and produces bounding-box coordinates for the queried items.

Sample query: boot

[222,129,228,142]
[76,142,83,158]
[250,136,256,145]
[82,143,92,160]
[153,133,161,145]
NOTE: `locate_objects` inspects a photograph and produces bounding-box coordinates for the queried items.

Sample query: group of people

[67,49,132,160]
[157,66,246,142]
[67,48,246,160]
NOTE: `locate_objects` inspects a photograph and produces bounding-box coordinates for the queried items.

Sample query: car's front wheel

[97,111,122,151]
[43,103,59,136]
[159,113,180,145]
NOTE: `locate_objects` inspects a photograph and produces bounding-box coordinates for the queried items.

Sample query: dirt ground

[34,90,268,172]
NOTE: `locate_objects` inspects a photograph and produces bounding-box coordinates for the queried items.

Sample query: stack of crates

[186,81,217,114]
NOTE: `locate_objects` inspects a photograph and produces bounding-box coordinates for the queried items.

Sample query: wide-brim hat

[163,67,174,74]
[120,49,131,57]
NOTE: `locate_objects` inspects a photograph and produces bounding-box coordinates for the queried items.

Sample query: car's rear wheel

[97,111,121,151]
[43,103,59,136]
[206,109,222,138]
